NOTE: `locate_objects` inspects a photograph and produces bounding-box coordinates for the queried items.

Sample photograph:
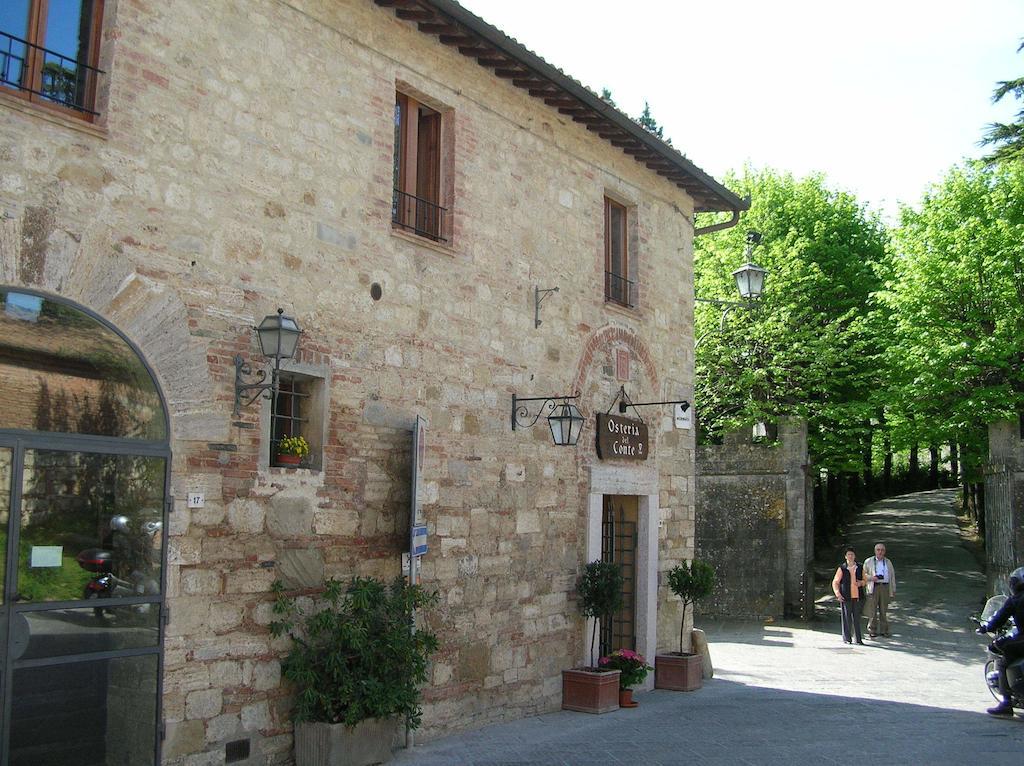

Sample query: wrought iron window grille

[392,188,447,243]
[0,30,104,116]
[604,271,635,308]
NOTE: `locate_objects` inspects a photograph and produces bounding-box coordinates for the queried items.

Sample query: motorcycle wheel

[984,659,1003,702]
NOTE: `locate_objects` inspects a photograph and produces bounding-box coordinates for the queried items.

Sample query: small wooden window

[0,0,105,120]
[393,91,445,241]
[604,197,632,307]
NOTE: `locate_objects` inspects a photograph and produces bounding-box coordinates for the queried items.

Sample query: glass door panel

[16,450,165,605]
[9,654,158,766]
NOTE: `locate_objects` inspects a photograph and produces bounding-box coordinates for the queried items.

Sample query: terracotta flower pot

[561,668,620,714]
[276,453,302,466]
[618,688,638,708]
[654,652,703,691]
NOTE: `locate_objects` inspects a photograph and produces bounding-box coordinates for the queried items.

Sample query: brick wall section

[0,0,708,762]
[695,418,812,619]
[985,420,1024,593]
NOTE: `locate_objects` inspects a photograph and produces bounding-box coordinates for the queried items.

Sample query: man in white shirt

[863,543,896,637]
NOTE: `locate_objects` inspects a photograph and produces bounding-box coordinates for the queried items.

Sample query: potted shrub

[276,435,309,466]
[270,577,439,766]
[655,559,715,692]
[562,560,623,714]
[599,648,652,708]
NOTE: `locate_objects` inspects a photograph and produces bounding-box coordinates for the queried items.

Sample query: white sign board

[30,546,63,568]
[674,403,692,430]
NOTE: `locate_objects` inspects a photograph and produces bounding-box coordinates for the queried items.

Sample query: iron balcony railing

[392,188,447,243]
[605,271,635,308]
[0,29,103,116]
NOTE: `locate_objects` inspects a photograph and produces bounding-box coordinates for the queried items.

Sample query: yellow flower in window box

[276,435,310,466]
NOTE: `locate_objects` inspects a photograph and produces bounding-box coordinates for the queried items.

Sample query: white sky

[458,0,1024,220]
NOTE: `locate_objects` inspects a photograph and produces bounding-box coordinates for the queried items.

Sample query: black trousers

[841,599,863,642]
[994,636,1024,701]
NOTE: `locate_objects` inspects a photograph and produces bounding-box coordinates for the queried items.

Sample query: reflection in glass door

[3,446,164,766]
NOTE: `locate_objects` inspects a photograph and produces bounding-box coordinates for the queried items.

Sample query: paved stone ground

[393,489,1024,765]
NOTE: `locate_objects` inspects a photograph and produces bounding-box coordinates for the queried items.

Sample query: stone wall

[695,418,812,619]
[985,420,1024,594]
[0,0,713,763]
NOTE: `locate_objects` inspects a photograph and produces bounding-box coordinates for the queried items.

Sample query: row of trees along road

[693,162,1024,542]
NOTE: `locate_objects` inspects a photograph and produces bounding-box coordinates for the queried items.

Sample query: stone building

[0,1,746,764]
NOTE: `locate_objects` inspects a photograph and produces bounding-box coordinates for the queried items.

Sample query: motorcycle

[76,515,161,620]
[971,594,1024,710]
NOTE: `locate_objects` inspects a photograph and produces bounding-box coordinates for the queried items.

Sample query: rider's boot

[986,698,1014,717]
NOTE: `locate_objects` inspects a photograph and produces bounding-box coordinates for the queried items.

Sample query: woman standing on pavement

[833,547,866,645]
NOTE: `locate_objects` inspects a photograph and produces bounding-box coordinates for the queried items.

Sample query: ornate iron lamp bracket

[534,286,559,329]
[511,391,580,430]
[234,355,278,416]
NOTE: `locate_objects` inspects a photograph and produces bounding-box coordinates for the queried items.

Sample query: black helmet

[1010,567,1024,596]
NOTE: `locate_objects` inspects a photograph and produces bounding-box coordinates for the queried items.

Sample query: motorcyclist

[976,566,1024,717]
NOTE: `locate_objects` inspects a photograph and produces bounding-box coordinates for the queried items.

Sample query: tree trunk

[862,425,874,501]
[929,444,940,488]
[950,442,959,484]
[909,444,920,489]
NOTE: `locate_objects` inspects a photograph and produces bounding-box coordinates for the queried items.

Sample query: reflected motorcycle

[76,514,161,620]
[972,594,1024,710]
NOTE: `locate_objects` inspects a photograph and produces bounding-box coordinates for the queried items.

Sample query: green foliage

[667,560,715,653]
[981,40,1024,166]
[881,161,1024,471]
[598,649,651,689]
[694,167,891,475]
[270,577,440,728]
[637,101,671,145]
[599,87,616,107]
[576,560,623,668]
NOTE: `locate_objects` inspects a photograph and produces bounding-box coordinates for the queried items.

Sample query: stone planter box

[561,668,620,714]
[654,653,703,691]
[295,718,400,766]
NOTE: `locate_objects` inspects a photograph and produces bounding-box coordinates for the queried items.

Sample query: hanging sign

[674,403,692,430]
[596,413,649,461]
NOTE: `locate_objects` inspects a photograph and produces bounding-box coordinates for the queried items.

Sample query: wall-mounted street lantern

[695,230,768,349]
[512,392,584,446]
[234,308,303,415]
[731,230,767,300]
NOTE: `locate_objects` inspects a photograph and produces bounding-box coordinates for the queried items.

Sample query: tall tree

[981,40,1024,165]
[694,167,891,481]
[637,101,671,145]
[882,161,1024,476]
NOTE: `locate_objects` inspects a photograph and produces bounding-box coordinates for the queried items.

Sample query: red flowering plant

[599,649,652,690]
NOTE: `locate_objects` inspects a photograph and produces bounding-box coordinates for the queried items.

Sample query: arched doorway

[0,289,170,766]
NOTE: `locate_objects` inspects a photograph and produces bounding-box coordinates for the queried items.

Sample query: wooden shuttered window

[604,197,631,307]
[393,91,444,241]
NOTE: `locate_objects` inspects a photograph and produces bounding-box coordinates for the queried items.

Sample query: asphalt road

[393,489,1024,765]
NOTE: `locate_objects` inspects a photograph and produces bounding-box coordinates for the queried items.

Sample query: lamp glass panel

[565,403,584,446]
[548,404,567,445]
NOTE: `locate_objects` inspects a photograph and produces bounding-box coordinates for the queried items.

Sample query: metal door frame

[0,286,173,766]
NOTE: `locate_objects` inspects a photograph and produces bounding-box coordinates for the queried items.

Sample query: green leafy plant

[277,435,310,458]
[667,559,715,654]
[576,560,623,669]
[599,649,652,690]
[270,577,439,728]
